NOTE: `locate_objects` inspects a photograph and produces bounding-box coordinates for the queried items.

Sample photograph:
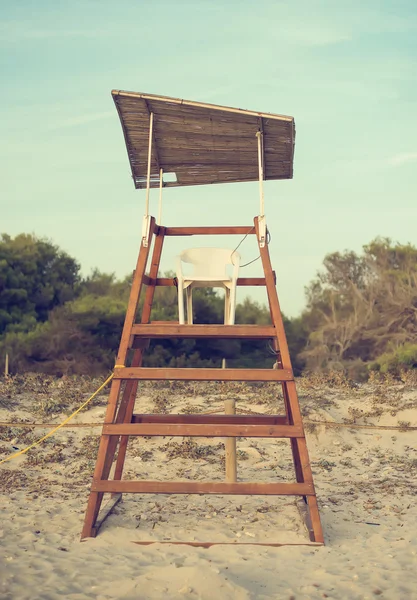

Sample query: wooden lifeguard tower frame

[81,90,324,545]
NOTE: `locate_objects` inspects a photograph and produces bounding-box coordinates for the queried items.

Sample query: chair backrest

[178,248,240,280]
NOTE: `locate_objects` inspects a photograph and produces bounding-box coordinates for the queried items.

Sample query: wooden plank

[130,338,150,350]
[131,414,288,425]
[253,216,324,544]
[112,90,294,122]
[255,217,292,370]
[157,175,291,189]
[164,226,256,236]
[92,481,314,495]
[113,367,293,382]
[224,399,237,483]
[81,220,157,539]
[113,226,167,483]
[115,218,156,363]
[305,495,324,544]
[150,276,273,286]
[102,423,302,438]
[254,212,324,539]
[130,324,276,339]
[133,176,290,190]
[132,541,323,548]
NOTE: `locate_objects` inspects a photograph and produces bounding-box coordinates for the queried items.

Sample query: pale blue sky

[1,0,416,316]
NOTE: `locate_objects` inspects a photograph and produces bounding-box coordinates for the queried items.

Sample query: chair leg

[178,284,185,325]
[186,287,193,324]
[224,288,231,325]
[229,285,237,325]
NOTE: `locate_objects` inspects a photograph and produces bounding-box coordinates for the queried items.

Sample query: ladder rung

[102,423,302,438]
[92,481,314,496]
[130,324,276,340]
[131,414,288,425]
[113,367,293,382]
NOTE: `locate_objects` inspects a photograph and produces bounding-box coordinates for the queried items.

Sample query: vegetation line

[1,233,417,379]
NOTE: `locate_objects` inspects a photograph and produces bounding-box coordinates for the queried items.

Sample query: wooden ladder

[81,218,324,544]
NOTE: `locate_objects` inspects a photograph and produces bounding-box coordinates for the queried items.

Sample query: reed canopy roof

[112,90,295,189]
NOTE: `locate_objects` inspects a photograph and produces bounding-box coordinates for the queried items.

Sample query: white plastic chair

[176,248,241,325]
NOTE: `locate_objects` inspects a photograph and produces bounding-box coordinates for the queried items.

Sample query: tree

[0,233,80,335]
[300,238,417,372]
[0,233,309,374]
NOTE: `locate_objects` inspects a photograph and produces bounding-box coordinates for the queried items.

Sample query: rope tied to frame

[0,372,115,465]
[230,226,271,270]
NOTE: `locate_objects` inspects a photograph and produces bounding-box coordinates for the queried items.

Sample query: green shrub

[370,343,417,374]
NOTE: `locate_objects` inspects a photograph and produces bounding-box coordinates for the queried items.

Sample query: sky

[1,0,416,316]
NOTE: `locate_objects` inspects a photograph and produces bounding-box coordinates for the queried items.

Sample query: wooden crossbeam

[132,541,323,548]
[102,423,302,437]
[164,226,255,236]
[130,324,276,339]
[92,481,314,495]
[131,414,288,425]
[113,367,293,381]
[142,276,274,286]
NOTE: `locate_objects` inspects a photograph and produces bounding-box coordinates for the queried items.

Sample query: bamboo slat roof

[112,90,295,189]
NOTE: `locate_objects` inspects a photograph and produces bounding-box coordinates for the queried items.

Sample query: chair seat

[176,247,240,325]
[183,277,232,285]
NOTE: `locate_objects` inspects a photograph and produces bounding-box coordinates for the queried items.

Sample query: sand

[0,374,416,599]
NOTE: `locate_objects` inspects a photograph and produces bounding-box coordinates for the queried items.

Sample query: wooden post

[4,353,9,378]
[224,398,237,483]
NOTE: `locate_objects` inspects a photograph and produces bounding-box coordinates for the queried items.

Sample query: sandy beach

[1,374,416,599]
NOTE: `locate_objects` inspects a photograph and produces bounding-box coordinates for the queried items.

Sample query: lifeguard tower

[81,90,324,544]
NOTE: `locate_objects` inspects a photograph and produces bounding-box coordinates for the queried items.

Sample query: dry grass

[1,371,417,503]
[73,434,100,461]
[1,373,108,418]
[161,439,224,460]
[0,468,31,492]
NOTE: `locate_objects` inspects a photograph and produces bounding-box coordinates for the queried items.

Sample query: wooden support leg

[81,379,123,538]
[281,382,304,483]
[81,219,156,539]
[83,376,150,538]
[113,227,166,484]
[112,378,140,484]
[304,495,324,544]
[254,217,324,544]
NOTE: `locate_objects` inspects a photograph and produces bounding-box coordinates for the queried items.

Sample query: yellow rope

[0,373,114,465]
